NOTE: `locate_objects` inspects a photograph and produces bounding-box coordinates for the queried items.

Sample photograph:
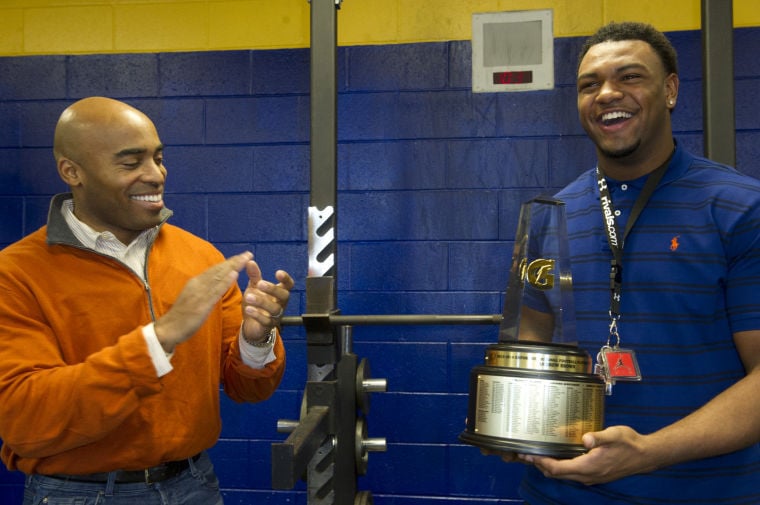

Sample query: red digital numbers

[492,70,533,85]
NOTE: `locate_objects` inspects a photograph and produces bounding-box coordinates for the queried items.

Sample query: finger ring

[271,307,284,319]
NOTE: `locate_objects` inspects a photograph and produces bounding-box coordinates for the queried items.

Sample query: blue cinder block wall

[2,29,760,504]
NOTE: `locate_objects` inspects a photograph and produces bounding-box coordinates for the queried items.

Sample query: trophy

[459,197,605,458]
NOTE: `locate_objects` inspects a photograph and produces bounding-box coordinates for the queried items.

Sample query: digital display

[492,70,534,85]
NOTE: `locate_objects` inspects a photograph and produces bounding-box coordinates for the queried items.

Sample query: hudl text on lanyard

[594,154,671,395]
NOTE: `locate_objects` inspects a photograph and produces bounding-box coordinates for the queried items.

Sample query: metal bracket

[272,406,330,489]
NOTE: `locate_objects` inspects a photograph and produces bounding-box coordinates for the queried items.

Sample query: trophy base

[461,342,605,459]
[458,430,588,458]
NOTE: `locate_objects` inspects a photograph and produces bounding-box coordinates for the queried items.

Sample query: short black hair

[577,21,678,76]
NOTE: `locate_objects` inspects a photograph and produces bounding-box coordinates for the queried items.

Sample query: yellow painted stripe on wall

[0,0,758,56]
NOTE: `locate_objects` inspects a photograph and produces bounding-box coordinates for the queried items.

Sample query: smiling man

[0,97,295,504]
[493,22,760,505]
[575,33,678,178]
[54,99,170,246]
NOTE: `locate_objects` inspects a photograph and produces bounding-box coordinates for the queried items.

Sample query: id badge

[601,347,642,381]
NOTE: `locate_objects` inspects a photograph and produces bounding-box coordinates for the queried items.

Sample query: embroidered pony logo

[670,235,680,251]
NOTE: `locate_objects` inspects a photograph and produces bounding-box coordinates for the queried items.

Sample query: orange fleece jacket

[0,195,286,475]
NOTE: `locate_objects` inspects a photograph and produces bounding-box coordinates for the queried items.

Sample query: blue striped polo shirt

[519,142,760,504]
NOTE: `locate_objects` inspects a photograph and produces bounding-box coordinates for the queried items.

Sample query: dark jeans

[22,452,223,505]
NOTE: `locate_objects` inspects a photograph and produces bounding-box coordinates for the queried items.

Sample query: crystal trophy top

[498,196,576,345]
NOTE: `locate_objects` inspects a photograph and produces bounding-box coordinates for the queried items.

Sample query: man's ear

[665,72,679,109]
[58,158,82,187]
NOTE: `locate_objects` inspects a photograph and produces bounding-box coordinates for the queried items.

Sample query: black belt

[50,453,201,484]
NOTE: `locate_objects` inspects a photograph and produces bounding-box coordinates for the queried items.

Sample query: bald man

[0,97,294,505]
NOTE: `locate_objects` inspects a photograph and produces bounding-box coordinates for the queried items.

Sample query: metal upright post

[701,0,736,166]
[272,2,387,504]
[304,1,345,500]
[305,0,340,379]
[309,0,339,234]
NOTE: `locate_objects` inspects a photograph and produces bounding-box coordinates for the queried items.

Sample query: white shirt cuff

[239,328,277,369]
[142,322,174,377]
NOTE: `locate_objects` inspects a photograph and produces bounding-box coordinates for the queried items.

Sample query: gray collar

[45,193,173,248]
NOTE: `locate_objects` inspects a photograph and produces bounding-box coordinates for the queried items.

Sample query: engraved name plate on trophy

[459,197,605,458]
